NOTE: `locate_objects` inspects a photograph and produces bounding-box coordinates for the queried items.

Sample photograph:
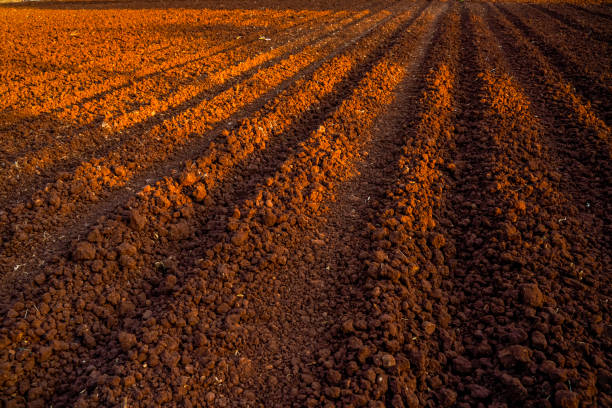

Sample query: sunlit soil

[0,0,610,406]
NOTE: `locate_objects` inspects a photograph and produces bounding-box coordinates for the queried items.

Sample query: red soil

[0,0,610,407]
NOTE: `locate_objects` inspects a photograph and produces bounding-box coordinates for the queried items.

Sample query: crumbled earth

[0,0,610,407]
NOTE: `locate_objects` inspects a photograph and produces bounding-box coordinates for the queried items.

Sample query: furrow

[424,5,611,406]
[480,4,611,246]
[0,2,430,405]
[0,1,610,407]
[511,3,611,80]
[529,3,612,44]
[570,3,612,20]
[0,10,344,166]
[81,5,447,407]
[480,3,611,145]
[0,8,330,114]
[493,3,612,124]
[0,9,367,205]
[301,3,465,406]
[0,4,397,288]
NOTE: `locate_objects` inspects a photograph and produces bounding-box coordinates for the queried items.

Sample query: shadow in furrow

[571,4,612,20]
[27,6,429,405]
[436,7,611,405]
[0,7,399,289]
[493,3,612,123]
[481,3,612,229]
[0,13,321,143]
[0,11,373,211]
[529,4,612,44]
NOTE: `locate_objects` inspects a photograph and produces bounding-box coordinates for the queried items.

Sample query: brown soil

[0,0,610,407]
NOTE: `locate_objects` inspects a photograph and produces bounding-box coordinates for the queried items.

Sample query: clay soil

[0,0,611,407]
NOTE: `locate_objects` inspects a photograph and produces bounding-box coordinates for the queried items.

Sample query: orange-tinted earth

[0,0,610,407]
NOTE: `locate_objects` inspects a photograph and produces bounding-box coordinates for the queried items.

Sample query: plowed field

[0,0,610,407]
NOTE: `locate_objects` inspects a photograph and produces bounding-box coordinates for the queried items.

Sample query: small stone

[129,210,146,231]
[73,242,96,261]
[163,274,177,291]
[263,211,277,227]
[124,375,136,387]
[531,330,547,349]
[438,388,457,407]
[118,242,137,257]
[498,345,531,367]
[225,313,241,327]
[169,221,190,241]
[84,333,96,347]
[192,184,207,202]
[205,392,215,403]
[117,299,134,316]
[382,354,396,368]
[301,373,314,384]
[327,369,341,384]
[87,229,103,243]
[468,384,491,399]
[181,172,197,186]
[39,303,50,315]
[119,254,136,269]
[118,331,137,351]
[39,346,52,361]
[374,250,388,263]
[34,273,46,285]
[306,398,318,407]
[357,345,372,363]
[423,321,436,335]
[430,233,446,248]
[520,283,543,307]
[555,390,579,408]
[347,336,363,351]
[324,386,341,399]
[231,231,249,246]
[500,373,527,400]
[113,166,127,177]
[48,192,61,207]
[216,303,230,314]
[341,319,355,333]
[452,356,472,374]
